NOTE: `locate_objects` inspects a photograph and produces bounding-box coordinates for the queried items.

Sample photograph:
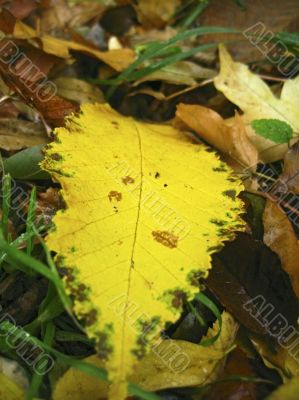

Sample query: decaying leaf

[263,199,299,299]
[42,103,244,399]
[214,45,299,162]
[207,257,267,335]
[0,119,48,151]
[130,312,238,391]
[175,104,258,169]
[203,348,256,400]
[39,0,106,32]
[54,77,105,105]
[135,0,181,28]
[53,312,238,399]
[279,141,299,195]
[198,0,299,63]
[209,233,298,330]
[133,61,216,87]
[0,9,135,72]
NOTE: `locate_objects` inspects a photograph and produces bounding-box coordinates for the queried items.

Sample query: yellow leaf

[0,373,24,400]
[53,312,238,399]
[214,45,299,162]
[130,311,238,391]
[42,103,244,399]
[266,377,299,400]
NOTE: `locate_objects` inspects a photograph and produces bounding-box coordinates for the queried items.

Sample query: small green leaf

[251,119,293,144]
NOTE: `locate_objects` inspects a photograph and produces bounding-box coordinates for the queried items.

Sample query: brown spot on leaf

[59,266,76,283]
[108,190,122,202]
[97,331,112,359]
[81,309,98,327]
[122,176,135,185]
[71,283,88,302]
[50,153,63,161]
[171,290,187,309]
[152,230,178,248]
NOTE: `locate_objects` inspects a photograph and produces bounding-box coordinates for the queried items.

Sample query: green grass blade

[194,292,222,347]
[102,26,241,96]
[0,321,160,400]
[26,187,37,255]
[180,0,209,29]
[1,173,11,241]
[125,42,219,81]
[26,322,55,400]
[0,230,72,313]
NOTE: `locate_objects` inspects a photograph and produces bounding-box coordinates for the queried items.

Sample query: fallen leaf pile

[0,2,299,400]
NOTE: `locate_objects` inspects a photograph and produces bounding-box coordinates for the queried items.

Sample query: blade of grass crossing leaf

[1,173,11,241]
[193,292,222,347]
[187,301,207,327]
[26,322,55,400]
[55,330,94,345]
[127,42,219,81]
[25,294,64,335]
[33,226,72,314]
[0,228,44,266]
[104,27,241,95]
[26,187,36,255]
[125,26,239,76]
[0,321,161,400]
[180,0,209,29]
[0,230,71,312]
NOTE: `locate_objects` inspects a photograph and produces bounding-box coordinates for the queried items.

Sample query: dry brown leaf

[198,0,299,62]
[204,348,256,400]
[132,61,215,87]
[135,0,181,29]
[39,0,105,32]
[175,104,258,168]
[0,119,48,151]
[0,0,38,20]
[35,188,63,226]
[0,9,134,72]
[263,199,299,299]
[279,142,299,195]
[54,77,105,104]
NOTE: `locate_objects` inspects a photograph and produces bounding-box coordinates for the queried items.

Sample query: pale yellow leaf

[266,377,299,399]
[0,373,24,400]
[53,312,238,399]
[214,45,299,162]
[42,103,244,399]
